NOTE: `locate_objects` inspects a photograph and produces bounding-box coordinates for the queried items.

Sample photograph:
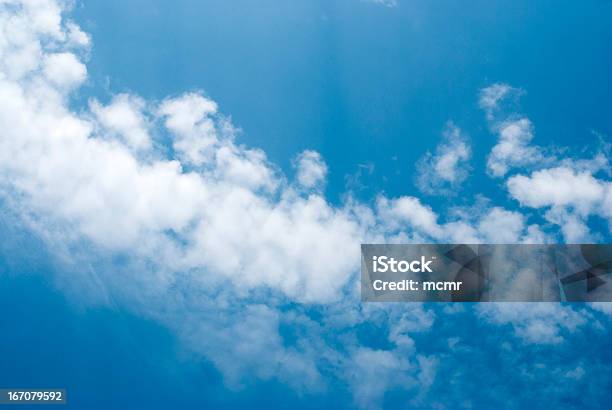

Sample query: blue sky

[0,0,612,409]
[74,0,612,205]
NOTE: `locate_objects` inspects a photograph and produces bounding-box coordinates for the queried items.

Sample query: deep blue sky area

[0,273,333,410]
[74,0,612,207]
[2,1,612,409]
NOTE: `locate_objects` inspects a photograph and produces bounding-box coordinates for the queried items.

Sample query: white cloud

[293,150,327,190]
[348,348,414,408]
[479,83,611,241]
[376,196,445,239]
[477,207,525,243]
[507,167,608,215]
[479,84,555,177]
[158,92,219,165]
[478,303,591,344]
[479,83,514,120]
[480,84,610,180]
[486,118,546,177]
[589,302,612,316]
[43,52,86,89]
[375,197,542,244]
[545,207,595,243]
[91,94,152,150]
[0,3,571,307]
[181,304,323,390]
[65,21,90,48]
[507,167,611,241]
[416,122,471,195]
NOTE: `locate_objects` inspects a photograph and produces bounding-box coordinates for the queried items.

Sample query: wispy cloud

[416,121,472,195]
[365,0,398,8]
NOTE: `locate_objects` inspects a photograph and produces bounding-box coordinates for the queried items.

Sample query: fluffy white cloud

[479,83,611,241]
[91,94,152,150]
[477,207,525,243]
[158,92,219,165]
[508,167,609,215]
[376,197,542,244]
[1,33,543,304]
[42,52,86,89]
[65,21,90,47]
[376,196,444,239]
[416,122,471,195]
[294,150,327,189]
[0,4,451,401]
[507,167,611,241]
[486,118,547,177]
[479,84,555,177]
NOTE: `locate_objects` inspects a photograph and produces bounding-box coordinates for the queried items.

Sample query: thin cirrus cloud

[0,1,611,408]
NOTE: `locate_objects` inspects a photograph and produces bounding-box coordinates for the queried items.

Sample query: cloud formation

[478,303,591,344]
[416,122,471,195]
[479,83,611,241]
[0,2,449,403]
[294,150,328,190]
[0,1,610,408]
[479,84,549,177]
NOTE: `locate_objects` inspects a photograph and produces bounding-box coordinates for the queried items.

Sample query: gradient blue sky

[74,0,612,205]
[1,1,612,409]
